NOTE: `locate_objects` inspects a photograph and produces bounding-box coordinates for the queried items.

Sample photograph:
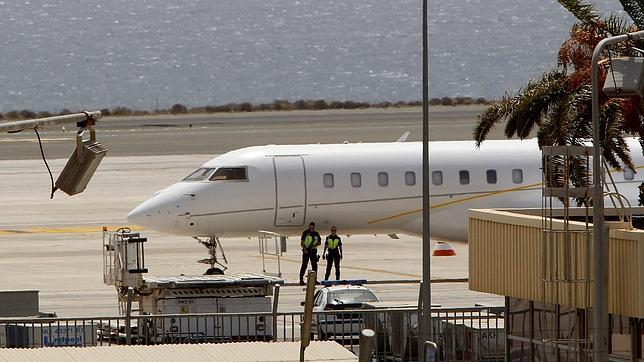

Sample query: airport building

[469,208,643,361]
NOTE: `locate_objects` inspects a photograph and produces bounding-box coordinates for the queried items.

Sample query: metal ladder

[540,146,594,360]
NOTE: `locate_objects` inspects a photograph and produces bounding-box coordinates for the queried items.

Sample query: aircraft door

[273,156,306,227]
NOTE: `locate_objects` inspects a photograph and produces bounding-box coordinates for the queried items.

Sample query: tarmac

[0,105,508,160]
[0,106,504,317]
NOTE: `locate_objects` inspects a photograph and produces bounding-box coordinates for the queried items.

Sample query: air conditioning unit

[55,128,108,196]
[603,57,644,97]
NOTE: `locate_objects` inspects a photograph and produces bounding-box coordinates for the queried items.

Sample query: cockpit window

[183,168,215,182]
[210,167,248,181]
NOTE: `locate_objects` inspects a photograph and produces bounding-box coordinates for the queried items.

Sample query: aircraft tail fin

[396,131,410,142]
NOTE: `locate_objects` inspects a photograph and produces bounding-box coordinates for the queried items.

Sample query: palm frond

[617,0,644,29]
[538,94,574,147]
[558,0,599,25]
[600,100,632,169]
[476,1,643,184]
[601,12,634,35]
[473,94,515,147]
[504,71,567,139]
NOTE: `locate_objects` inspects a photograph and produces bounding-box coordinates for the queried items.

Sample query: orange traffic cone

[432,241,456,256]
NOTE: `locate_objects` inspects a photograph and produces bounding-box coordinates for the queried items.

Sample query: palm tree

[473,0,644,177]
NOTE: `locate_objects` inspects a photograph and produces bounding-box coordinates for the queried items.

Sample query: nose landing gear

[194,236,228,275]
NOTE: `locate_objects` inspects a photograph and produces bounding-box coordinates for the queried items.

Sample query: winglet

[396,131,410,142]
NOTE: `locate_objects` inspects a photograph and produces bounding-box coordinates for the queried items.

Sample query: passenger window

[432,171,443,185]
[210,167,248,181]
[323,173,334,188]
[405,171,416,186]
[351,172,362,188]
[512,169,523,184]
[624,167,635,181]
[459,170,470,185]
[183,168,215,181]
[486,170,497,184]
[378,172,389,187]
[314,291,323,306]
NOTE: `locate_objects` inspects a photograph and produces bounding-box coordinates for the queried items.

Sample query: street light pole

[420,0,432,355]
[590,30,644,361]
[0,111,102,133]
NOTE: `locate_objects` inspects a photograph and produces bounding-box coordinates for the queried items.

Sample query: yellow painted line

[0,225,143,235]
[367,163,644,226]
[368,182,542,225]
[253,254,420,278]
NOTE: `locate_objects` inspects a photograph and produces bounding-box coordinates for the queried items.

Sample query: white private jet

[127,138,643,244]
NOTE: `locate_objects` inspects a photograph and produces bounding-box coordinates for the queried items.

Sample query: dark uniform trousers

[299,249,318,280]
[325,252,341,280]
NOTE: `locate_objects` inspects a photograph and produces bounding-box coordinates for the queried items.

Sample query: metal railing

[0,306,504,361]
[258,230,287,277]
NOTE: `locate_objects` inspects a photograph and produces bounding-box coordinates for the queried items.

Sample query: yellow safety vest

[327,238,340,249]
[304,235,314,248]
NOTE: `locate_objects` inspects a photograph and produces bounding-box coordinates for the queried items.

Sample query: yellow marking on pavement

[367,163,644,225]
[367,182,542,225]
[253,255,420,278]
[0,225,143,235]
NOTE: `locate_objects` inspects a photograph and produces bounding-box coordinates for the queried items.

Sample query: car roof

[322,285,372,292]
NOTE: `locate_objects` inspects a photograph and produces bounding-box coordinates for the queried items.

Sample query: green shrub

[455,97,474,105]
[18,109,36,119]
[272,100,292,111]
[169,103,188,114]
[240,102,253,112]
[297,100,309,109]
[111,107,132,116]
[440,97,453,106]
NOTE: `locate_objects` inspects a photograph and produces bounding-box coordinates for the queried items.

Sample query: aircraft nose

[127,203,152,227]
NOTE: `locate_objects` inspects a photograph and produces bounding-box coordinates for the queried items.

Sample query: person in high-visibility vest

[299,221,321,285]
[322,226,343,281]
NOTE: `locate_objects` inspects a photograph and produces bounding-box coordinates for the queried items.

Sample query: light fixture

[603,57,644,97]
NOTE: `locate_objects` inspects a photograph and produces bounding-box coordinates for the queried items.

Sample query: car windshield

[183,168,215,182]
[328,289,378,304]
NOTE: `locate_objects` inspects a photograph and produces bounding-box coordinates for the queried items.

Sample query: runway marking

[0,225,143,235]
[252,255,420,278]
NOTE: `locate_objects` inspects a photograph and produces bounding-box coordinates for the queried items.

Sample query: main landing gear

[194,236,228,275]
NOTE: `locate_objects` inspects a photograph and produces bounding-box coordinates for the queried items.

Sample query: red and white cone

[432,241,456,256]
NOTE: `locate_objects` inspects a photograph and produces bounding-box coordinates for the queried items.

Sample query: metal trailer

[138,274,283,343]
[102,229,283,344]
